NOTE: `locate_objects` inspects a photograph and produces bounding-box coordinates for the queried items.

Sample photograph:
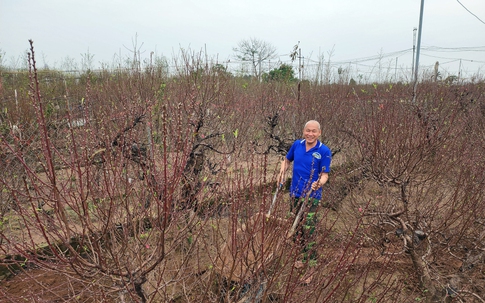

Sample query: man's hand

[278,173,285,187]
[311,172,328,190]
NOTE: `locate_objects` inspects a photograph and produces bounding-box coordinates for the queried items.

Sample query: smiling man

[278,120,332,281]
[279,120,331,201]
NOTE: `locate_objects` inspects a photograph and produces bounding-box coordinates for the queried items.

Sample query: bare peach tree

[341,83,485,302]
[0,41,270,302]
[0,41,231,302]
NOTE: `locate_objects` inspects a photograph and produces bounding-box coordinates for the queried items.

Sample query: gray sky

[1,0,485,81]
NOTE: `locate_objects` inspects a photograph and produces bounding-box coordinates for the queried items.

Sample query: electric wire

[422,46,485,52]
[456,0,485,25]
[420,52,485,64]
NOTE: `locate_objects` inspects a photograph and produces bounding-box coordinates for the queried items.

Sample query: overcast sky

[1,0,485,80]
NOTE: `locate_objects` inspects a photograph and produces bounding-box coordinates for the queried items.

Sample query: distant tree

[80,50,95,72]
[212,63,232,77]
[0,49,4,67]
[263,63,296,82]
[444,75,458,84]
[233,38,277,80]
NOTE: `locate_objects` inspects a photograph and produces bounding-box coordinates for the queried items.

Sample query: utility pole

[301,56,304,80]
[458,59,462,80]
[298,47,302,102]
[395,57,398,81]
[412,27,417,77]
[413,0,425,103]
[298,48,302,81]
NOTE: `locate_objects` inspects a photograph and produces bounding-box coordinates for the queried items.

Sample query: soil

[0,205,418,303]
[1,267,115,303]
[0,154,471,302]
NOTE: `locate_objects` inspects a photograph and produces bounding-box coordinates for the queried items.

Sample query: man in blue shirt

[278,120,332,276]
[279,120,331,204]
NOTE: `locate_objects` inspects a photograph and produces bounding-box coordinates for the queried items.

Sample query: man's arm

[278,157,290,185]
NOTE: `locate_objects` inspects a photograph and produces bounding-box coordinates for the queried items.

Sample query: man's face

[303,122,321,144]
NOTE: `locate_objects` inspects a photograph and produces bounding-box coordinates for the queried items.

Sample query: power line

[304,49,413,65]
[420,52,485,63]
[422,46,485,52]
[456,0,485,25]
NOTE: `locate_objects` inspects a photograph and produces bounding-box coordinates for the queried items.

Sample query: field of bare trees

[1,41,485,303]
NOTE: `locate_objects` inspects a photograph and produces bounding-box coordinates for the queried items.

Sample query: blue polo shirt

[286,139,332,200]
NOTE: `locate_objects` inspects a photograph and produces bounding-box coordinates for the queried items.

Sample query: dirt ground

[0,267,113,303]
[0,199,420,303]
[0,153,470,302]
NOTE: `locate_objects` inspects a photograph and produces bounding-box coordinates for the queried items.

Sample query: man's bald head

[304,120,321,130]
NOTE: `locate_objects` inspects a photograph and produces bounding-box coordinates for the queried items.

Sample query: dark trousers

[291,197,319,262]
